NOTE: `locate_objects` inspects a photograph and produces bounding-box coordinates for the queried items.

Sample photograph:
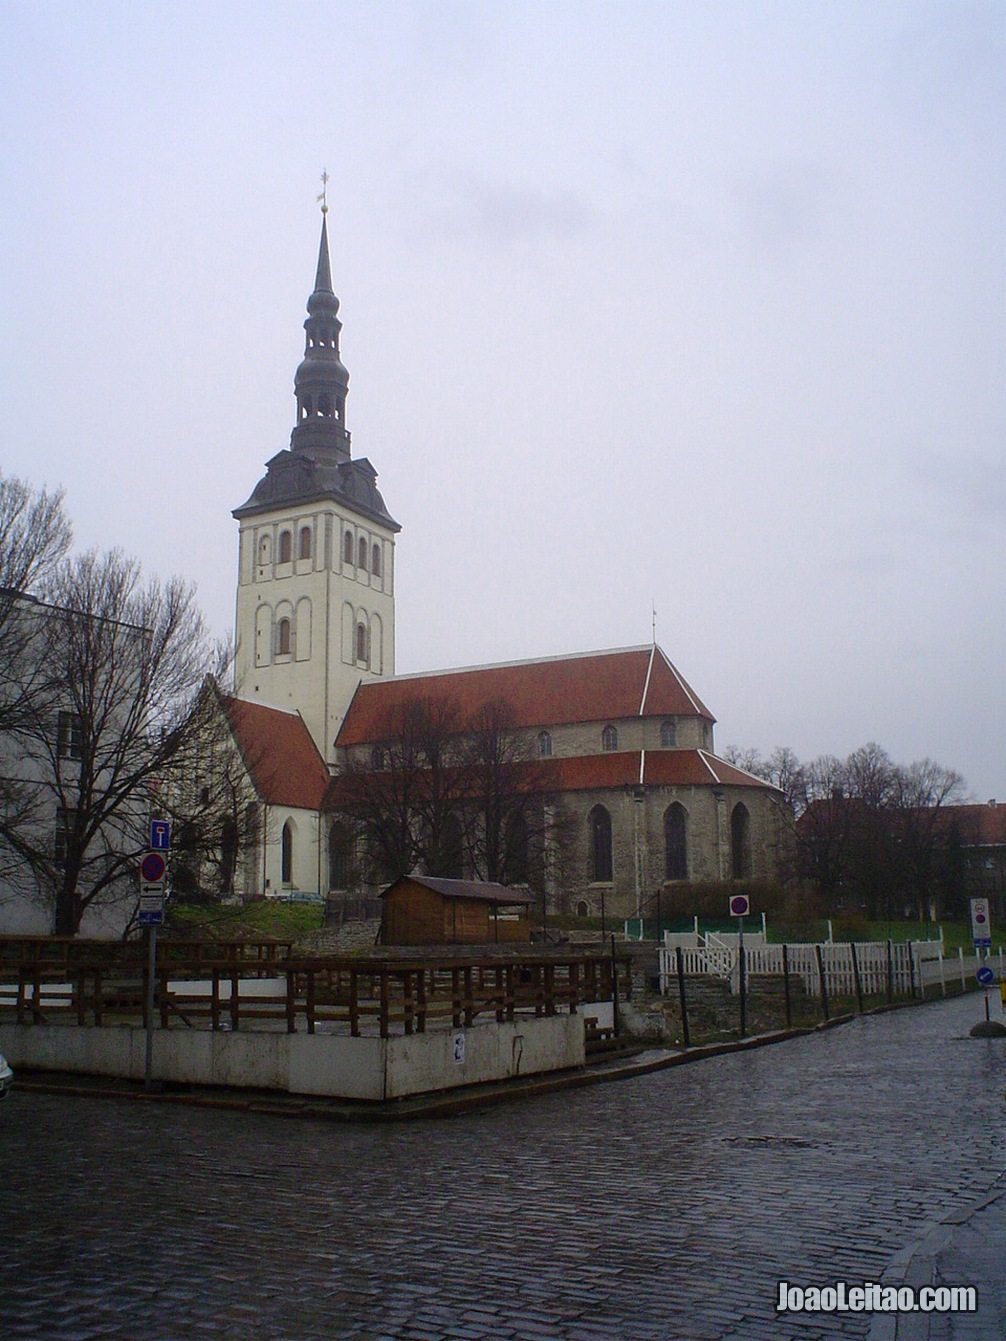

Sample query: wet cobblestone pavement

[3,992,1005,1340]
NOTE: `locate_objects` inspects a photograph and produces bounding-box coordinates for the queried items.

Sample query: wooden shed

[380,876,533,947]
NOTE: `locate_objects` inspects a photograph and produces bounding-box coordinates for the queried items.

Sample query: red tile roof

[336,646,713,746]
[326,749,772,808]
[222,695,330,811]
[938,803,1006,846]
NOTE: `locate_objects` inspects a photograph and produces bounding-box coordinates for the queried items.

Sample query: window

[54,807,77,865]
[589,805,612,882]
[57,710,82,760]
[576,900,589,919]
[439,814,464,881]
[664,803,688,881]
[371,543,381,578]
[299,527,312,560]
[343,531,353,565]
[601,724,618,752]
[505,813,529,884]
[537,730,552,758]
[318,393,331,417]
[278,531,292,564]
[277,617,291,657]
[358,536,368,571]
[356,621,368,664]
[731,803,752,880]
[370,745,385,770]
[329,822,353,890]
[281,821,293,885]
[660,719,677,748]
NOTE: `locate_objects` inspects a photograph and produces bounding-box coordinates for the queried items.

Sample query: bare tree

[0,549,215,934]
[335,696,469,883]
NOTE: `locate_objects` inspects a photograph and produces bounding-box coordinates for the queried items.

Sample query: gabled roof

[336,646,713,746]
[938,803,1006,847]
[383,875,533,906]
[222,695,330,811]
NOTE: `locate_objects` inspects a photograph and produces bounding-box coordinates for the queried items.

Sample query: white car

[0,1052,12,1100]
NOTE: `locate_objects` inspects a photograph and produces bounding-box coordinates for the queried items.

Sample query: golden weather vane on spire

[317,169,330,214]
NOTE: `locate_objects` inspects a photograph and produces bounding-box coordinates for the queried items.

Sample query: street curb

[11,1016,848,1122]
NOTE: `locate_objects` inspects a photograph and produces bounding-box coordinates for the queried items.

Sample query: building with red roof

[225,214,791,920]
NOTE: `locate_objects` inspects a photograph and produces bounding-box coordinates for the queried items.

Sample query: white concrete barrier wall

[0,1012,586,1103]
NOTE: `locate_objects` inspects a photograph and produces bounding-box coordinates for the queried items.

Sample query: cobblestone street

[3,992,1005,1340]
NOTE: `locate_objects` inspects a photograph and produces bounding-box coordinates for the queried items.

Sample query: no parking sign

[729,894,750,918]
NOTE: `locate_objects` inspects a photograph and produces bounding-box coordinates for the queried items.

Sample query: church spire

[291,202,351,459]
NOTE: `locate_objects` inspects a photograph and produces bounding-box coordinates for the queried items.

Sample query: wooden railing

[0,939,632,1039]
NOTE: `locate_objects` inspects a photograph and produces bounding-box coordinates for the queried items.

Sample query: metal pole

[738,915,746,1038]
[850,941,864,1014]
[816,943,830,1022]
[782,942,792,1028]
[675,945,690,1049]
[144,924,156,1091]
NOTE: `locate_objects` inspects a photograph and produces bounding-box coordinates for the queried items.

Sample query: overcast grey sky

[1,1,1003,798]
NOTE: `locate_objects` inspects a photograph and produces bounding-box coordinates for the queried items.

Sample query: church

[223,209,788,921]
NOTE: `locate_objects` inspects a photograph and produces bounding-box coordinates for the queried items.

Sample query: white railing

[659,937,960,999]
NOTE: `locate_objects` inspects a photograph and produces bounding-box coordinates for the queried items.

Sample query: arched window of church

[299,526,312,561]
[277,618,291,657]
[589,805,613,883]
[358,536,368,571]
[439,814,464,881]
[601,724,618,752]
[664,803,688,881]
[343,531,353,565]
[660,719,677,747]
[356,621,368,665]
[278,531,292,564]
[281,821,293,885]
[576,900,589,919]
[505,812,529,884]
[329,822,353,891]
[301,396,312,420]
[537,731,552,758]
[731,803,752,880]
[371,543,381,578]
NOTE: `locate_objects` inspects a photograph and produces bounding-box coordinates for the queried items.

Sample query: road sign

[140,852,166,883]
[971,897,992,949]
[729,894,750,918]
[150,819,171,851]
[977,966,996,987]
[138,908,163,926]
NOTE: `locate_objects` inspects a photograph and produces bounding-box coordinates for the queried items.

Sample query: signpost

[144,820,170,1090]
[730,894,751,1037]
[971,898,994,1024]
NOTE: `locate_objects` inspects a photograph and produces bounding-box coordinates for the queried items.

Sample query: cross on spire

[317,169,330,214]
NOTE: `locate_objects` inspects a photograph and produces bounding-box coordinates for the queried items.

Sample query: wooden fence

[0,939,631,1040]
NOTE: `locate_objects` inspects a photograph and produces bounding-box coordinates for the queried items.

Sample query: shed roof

[382,875,533,906]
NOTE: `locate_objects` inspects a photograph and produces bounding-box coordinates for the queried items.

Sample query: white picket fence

[658,936,999,1000]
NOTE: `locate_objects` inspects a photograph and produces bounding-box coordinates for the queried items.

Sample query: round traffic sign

[140,852,166,883]
[976,966,996,987]
[729,894,750,918]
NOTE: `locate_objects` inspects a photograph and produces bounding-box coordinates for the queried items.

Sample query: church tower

[233,208,400,765]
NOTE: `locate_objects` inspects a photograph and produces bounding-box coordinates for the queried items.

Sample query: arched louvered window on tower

[276,617,292,657]
[299,527,312,560]
[371,543,381,579]
[358,536,368,572]
[356,621,369,666]
[601,724,618,752]
[278,531,292,564]
[343,531,353,565]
